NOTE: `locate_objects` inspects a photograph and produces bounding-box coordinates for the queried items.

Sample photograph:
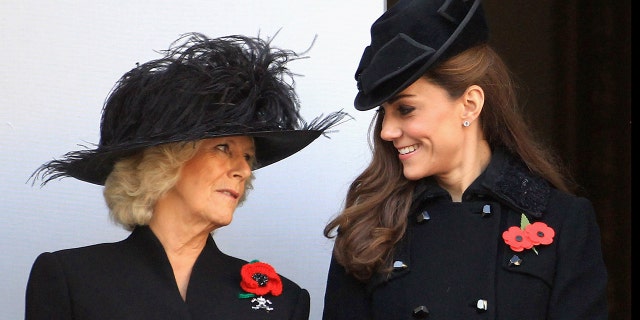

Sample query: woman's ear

[461,85,484,123]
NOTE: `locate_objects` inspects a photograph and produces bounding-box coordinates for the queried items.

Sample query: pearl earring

[463,120,470,127]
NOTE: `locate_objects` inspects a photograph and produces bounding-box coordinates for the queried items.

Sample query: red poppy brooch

[238,260,283,312]
[502,213,555,254]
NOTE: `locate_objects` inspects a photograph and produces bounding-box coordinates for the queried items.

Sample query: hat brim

[48,130,324,186]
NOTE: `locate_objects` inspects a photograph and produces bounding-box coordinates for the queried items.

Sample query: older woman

[26,32,347,320]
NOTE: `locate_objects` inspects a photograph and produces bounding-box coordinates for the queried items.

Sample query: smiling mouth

[398,144,418,155]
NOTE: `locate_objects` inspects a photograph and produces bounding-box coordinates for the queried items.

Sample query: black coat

[323,149,608,320]
[26,226,310,320]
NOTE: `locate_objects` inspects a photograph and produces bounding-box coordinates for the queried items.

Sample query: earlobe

[461,85,484,123]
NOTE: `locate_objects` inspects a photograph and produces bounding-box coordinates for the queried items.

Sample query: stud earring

[463,120,470,127]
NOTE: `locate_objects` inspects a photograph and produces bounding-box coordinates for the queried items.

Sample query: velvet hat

[32,33,349,186]
[354,0,489,110]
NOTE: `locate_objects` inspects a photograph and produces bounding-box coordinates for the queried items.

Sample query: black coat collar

[413,147,551,217]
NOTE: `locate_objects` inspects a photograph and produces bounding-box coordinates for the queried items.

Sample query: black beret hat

[32,33,348,185]
[354,0,489,110]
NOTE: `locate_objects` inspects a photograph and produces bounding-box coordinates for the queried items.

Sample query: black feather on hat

[32,32,350,186]
[354,0,489,110]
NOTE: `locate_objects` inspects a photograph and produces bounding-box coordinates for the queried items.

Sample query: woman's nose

[380,116,401,141]
[231,158,252,180]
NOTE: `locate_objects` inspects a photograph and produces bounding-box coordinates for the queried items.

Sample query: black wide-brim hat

[32,33,349,186]
[354,0,489,110]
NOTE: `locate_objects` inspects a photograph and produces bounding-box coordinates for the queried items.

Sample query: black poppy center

[252,273,269,286]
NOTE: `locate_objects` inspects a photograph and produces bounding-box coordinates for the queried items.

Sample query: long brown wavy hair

[323,44,575,282]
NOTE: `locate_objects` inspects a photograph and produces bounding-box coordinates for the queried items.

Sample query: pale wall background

[0,1,383,319]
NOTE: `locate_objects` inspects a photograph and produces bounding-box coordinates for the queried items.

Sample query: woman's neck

[149,200,211,301]
[436,139,492,202]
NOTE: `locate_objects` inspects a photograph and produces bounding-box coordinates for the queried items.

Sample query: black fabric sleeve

[25,252,73,320]
[322,255,370,320]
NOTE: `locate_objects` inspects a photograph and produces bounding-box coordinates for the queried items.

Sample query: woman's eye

[398,105,414,115]
[215,144,230,153]
[245,154,257,167]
